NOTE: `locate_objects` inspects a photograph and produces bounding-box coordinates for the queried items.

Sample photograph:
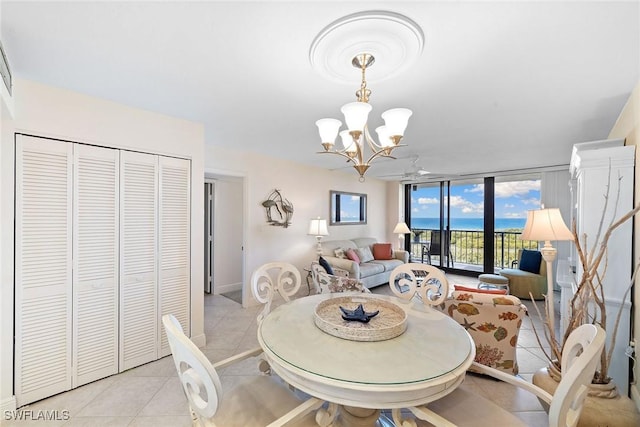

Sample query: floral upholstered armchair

[310,261,368,294]
[439,287,527,375]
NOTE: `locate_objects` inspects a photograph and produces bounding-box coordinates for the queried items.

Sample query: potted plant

[529,177,640,426]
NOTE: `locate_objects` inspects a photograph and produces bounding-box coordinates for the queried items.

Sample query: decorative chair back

[250,262,301,323]
[162,314,222,424]
[550,323,605,427]
[388,263,449,306]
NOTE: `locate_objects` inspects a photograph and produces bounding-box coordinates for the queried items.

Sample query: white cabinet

[569,138,634,395]
[14,135,191,406]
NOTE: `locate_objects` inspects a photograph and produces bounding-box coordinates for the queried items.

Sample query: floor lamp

[520,208,573,333]
[308,217,329,256]
[393,222,411,250]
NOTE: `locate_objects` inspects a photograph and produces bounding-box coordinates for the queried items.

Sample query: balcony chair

[250,262,302,324]
[499,249,547,300]
[310,261,369,294]
[388,263,449,307]
[422,230,455,267]
[391,323,605,427]
[162,314,326,427]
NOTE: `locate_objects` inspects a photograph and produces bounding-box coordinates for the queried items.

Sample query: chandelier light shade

[521,207,574,333]
[315,53,412,181]
[308,217,329,255]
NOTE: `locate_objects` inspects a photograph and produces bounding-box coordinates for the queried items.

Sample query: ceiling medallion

[309,10,424,84]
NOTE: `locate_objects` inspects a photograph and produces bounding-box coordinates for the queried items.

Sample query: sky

[411,179,541,219]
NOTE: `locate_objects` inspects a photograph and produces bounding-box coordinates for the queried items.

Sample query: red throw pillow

[453,285,507,295]
[345,248,360,264]
[372,243,393,260]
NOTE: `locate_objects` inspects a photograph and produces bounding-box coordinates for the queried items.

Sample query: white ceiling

[2,1,638,181]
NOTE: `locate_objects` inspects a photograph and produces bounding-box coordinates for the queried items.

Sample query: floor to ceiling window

[406,174,540,275]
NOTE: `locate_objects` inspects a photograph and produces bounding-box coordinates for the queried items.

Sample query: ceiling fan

[378,155,431,180]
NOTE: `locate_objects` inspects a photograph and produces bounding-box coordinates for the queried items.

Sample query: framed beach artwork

[330,190,367,225]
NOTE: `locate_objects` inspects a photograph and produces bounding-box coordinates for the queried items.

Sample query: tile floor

[6,274,555,426]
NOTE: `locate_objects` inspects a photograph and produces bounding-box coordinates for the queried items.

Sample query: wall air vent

[0,41,12,96]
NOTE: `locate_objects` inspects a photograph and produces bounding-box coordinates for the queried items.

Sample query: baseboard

[191,333,206,349]
[214,282,241,295]
[631,384,640,412]
[1,395,17,412]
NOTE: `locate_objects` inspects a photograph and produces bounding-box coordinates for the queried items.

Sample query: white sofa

[319,237,409,289]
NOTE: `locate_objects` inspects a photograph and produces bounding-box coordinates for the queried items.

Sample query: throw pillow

[355,246,374,263]
[345,248,360,264]
[372,243,393,260]
[334,248,346,259]
[519,249,542,274]
[318,256,334,275]
[453,285,507,295]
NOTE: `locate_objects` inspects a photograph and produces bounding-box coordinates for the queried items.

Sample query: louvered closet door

[15,135,73,406]
[120,151,158,370]
[73,145,119,387]
[158,157,191,357]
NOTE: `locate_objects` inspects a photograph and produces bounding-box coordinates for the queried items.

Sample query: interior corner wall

[608,81,640,407]
[0,79,205,409]
[385,181,404,245]
[0,79,15,411]
[203,144,390,306]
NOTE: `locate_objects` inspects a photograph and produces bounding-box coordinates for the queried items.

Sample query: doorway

[204,174,244,303]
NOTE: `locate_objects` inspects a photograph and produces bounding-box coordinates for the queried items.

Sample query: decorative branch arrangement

[261,189,294,228]
[530,170,640,393]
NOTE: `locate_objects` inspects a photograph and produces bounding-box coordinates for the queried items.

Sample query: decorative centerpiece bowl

[314,296,407,342]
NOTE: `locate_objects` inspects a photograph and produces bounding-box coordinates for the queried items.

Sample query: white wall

[541,169,573,289]
[203,144,395,306]
[211,177,244,294]
[0,79,205,410]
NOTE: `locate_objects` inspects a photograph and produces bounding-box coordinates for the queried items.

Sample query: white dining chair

[388,263,449,306]
[391,323,606,427]
[162,314,330,427]
[251,262,302,324]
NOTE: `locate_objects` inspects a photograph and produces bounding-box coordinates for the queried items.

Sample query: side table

[478,274,510,293]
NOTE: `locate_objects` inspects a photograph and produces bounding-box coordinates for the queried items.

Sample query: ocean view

[412,217,526,231]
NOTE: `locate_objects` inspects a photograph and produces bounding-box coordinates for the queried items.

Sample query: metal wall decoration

[261,189,293,228]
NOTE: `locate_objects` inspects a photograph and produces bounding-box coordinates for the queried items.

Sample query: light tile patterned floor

[6,273,555,426]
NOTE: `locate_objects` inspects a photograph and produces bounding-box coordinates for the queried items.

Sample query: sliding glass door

[407,174,540,275]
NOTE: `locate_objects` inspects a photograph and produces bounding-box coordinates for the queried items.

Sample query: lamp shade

[339,130,357,153]
[308,218,329,236]
[375,125,393,147]
[381,108,412,136]
[521,208,573,241]
[393,222,411,234]
[315,118,342,144]
[341,102,372,132]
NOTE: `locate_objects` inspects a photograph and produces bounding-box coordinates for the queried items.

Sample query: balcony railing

[409,228,538,270]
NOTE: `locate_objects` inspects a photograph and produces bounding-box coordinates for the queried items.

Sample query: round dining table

[257,292,475,427]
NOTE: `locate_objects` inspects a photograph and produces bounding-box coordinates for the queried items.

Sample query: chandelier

[315,53,412,181]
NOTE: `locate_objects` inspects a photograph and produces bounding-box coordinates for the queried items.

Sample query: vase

[532,366,640,426]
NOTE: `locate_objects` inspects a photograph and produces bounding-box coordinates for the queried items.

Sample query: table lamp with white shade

[308,217,329,255]
[393,222,411,250]
[520,208,574,333]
